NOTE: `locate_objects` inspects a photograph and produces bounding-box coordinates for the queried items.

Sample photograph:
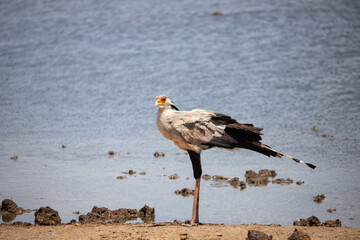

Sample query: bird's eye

[162,97,166,101]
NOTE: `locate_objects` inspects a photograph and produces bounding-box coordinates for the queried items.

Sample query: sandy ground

[1,222,360,240]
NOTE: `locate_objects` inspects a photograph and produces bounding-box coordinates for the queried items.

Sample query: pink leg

[191,178,201,225]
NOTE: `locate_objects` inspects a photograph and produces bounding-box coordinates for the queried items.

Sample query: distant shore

[1,222,360,240]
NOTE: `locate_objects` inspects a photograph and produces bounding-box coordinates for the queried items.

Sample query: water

[1,0,359,227]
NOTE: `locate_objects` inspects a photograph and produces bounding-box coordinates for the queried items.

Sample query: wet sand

[1,222,360,240]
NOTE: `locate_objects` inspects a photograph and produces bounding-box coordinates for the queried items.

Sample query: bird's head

[155,95,172,109]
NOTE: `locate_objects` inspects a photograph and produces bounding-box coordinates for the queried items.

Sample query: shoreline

[1,222,360,240]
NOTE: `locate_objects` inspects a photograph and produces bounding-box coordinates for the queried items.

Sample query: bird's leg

[191,177,201,225]
[187,150,202,226]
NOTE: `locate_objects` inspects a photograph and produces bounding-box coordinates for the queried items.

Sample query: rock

[10,155,18,160]
[322,134,333,138]
[108,151,116,155]
[272,178,293,184]
[139,172,146,175]
[227,177,247,190]
[288,228,311,240]
[169,174,180,180]
[312,125,319,131]
[212,11,224,16]
[246,176,269,186]
[138,205,155,217]
[154,152,165,157]
[244,169,276,186]
[246,230,273,240]
[296,181,305,185]
[121,170,136,175]
[117,176,127,179]
[258,169,277,178]
[313,194,325,203]
[327,208,336,213]
[61,145,66,148]
[321,219,341,227]
[293,216,320,227]
[212,175,228,181]
[1,199,20,213]
[202,174,211,180]
[35,206,61,225]
[228,177,240,187]
[240,181,246,190]
[174,188,195,197]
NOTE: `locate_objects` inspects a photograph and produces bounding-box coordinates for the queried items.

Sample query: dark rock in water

[175,188,195,196]
[228,177,240,187]
[202,174,211,180]
[138,205,155,217]
[258,169,277,178]
[154,152,165,157]
[11,155,18,160]
[313,194,325,203]
[321,219,342,227]
[244,169,276,186]
[212,11,224,16]
[296,181,305,186]
[246,230,273,240]
[227,177,247,190]
[139,172,147,175]
[212,175,228,181]
[61,145,66,148]
[272,178,293,184]
[246,176,269,186]
[1,199,32,215]
[1,199,20,213]
[117,175,127,179]
[293,216,320,227]
[108,151,116,155]
[121,170,136,175]
[322,134,333,138]
[169,174,180,180]
[79,205,155,223]
[288,228,311,240]
[312,125,319,131]
[240,181,246,190]
[35,206,61,225]
[327,208,336,213]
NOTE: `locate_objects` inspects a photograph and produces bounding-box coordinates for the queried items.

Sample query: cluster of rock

[293,215,341,227]
[0,199,61,225]
[246,228,312,240]
[313,194,325,203]
[174,188,195,196]
[78,205,155,223]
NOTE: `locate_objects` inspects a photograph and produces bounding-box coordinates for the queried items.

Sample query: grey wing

[173,109,226,148]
